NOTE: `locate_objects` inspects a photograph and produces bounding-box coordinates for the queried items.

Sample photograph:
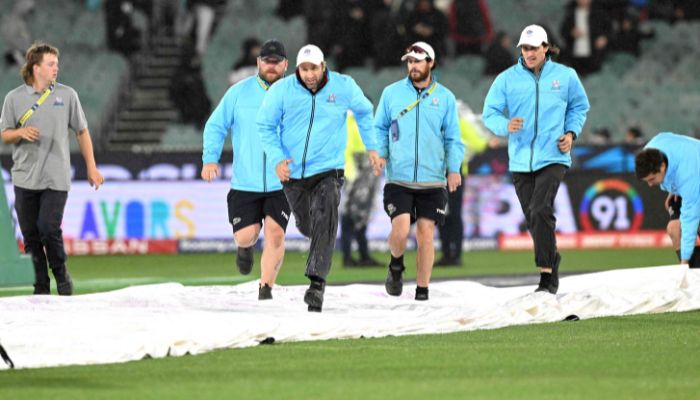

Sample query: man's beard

[410,68,430,83]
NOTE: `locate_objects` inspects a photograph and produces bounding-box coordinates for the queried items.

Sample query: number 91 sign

[579,179,644,231]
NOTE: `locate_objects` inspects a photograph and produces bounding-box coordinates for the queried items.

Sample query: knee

[36,219,61,240]
[265,225,285,248]
[529,203,552,220]
[416,222,435,243]
[234,231,257,247]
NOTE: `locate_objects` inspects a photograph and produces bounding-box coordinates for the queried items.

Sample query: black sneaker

[56,271,73,296]
[258,283,273,300]
[385,263,405,296]
[33,283,50,295]
[415,286,429,301]
[535,253,560,294]
[304,279,325,312]
[236,246,254,275]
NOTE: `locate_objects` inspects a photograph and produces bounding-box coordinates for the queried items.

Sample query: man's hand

[368,150,385,176]
[507,117,523,133]
[20,127,40,142]
[558,131,574,153]
[447,172,462,192]
[276,159,293,181]
[201,163,220,182]
[87,167,104,190]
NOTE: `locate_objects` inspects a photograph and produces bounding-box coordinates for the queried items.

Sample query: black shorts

[383,183,448,225]
[227,189,291,233]
[669,196,682,220]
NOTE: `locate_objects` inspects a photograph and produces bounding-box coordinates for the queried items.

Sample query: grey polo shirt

[0,83,88,191]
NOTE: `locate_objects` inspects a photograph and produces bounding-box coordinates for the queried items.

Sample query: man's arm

[76,128,103,189]
[482,74,511,137]
[1,127,39,144]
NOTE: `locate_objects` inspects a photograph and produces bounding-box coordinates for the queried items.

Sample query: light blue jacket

[257,70,376,179]
[374,77,464,184]
[202,75,281,192]
[483,57,590,172]
[645,132,700,260]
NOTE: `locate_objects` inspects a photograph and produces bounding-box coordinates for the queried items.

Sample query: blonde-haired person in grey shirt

[0,43,104,295]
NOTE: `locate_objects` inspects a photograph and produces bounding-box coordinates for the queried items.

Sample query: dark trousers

[438,175,465,260]
[14,187,69,293]
[512,164,566,268]
[283,171,343,280]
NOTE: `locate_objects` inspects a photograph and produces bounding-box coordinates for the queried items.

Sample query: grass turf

[0,311,698,400]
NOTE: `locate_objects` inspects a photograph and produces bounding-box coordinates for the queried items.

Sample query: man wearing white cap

[257,44,379,312]
[483,25,590,294]
[373,41,464,301]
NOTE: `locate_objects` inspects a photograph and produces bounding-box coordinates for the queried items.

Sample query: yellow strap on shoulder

[16,82,55,128]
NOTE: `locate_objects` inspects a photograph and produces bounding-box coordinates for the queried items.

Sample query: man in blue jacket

[483,25,590,294]
[257,44,379,312]
[374,41,464,301]
[201,39,291,301]
[636,132,700,268]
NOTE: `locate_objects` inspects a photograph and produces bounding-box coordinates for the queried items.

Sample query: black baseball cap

[259,39,286,60]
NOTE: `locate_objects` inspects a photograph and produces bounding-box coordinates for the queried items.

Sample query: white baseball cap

[296,44,324,67]
[401,41,435,62]
[517,24,549,47]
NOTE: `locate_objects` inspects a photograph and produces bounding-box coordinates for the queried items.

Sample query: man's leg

[37,190,70,295]
[529,165,566,294]
[227,190,264,275]
[386,213,410,296]
[259,217,285,293]
[14,187,49,295]
[667,220,681,260]
[305,175,342,280]
[415,218,436,288]
[233,224,261,275]
[301,175,342,312]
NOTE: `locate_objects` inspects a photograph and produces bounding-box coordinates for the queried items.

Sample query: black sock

[390,254,404,267]
[416,286,429,295]
[676,250,681,261]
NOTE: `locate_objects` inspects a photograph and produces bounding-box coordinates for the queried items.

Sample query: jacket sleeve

[202,86,236,164]
[348,78,376,152]
[482,73,511,137]
[564,69,590,138]
[678,159,700,260]
[256,83,287,168]
[443,95,466,174]
[374,88,391,159]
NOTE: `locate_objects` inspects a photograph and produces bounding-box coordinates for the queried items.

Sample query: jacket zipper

[301,94,316,179]
[414,91,420,182]
[263,153,267,192]
[529,71,540,172]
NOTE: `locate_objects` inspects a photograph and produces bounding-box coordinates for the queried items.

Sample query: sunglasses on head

[406,45,427,55]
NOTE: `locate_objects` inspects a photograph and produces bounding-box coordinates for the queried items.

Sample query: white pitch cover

[0,266,699,370]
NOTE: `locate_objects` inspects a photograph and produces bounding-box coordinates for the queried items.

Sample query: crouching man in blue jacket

[483,25,589,294]
[374,42,465,301]
[636,132,700,268]
[257,44,379,312]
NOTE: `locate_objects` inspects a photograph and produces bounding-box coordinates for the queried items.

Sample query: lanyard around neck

[396,81,438,120]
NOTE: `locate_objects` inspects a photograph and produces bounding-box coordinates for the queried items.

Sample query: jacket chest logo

[53,96,65,106]
[327,93,336,103]
[551,80,561,91]
[430,97,439,107]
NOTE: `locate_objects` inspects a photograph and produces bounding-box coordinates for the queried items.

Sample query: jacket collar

[295,68,329,94]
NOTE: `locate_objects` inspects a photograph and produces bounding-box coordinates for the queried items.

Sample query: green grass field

[1,248,698,399]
